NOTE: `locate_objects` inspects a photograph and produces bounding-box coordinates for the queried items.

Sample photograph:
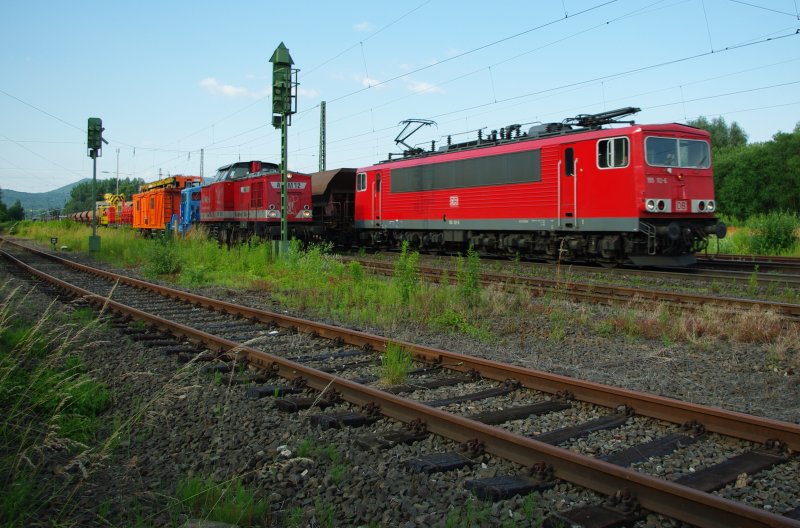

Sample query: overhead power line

[284,31,799,163]
[0,88,83,133]
[325,0,619,105]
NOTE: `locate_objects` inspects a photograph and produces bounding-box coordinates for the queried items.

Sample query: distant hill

[2,179,90,214]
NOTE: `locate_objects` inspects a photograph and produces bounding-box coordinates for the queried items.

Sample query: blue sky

[1,0,799,199]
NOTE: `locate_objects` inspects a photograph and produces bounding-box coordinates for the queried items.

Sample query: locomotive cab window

[356,172,367,192]
[645,137,710,169]
[565,148,574,176]
[597,137,629,169]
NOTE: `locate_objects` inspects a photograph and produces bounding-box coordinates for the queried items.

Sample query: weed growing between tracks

[381,342,414,385]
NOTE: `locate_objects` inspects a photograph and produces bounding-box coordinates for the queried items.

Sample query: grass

[13,220,799,366]
[381,342,414,385]
[22,220,800,330]
[172,475,269,527]
[0,287,112,527]
[17,222,800,352]
[714,213,800,257]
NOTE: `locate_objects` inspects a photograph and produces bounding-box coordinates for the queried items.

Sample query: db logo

[449,196,459,207]
[676,200,688,212]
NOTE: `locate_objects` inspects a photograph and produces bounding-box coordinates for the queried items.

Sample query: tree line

[687,116,800,219]
[0,189,25,222]
[62,177,145,213]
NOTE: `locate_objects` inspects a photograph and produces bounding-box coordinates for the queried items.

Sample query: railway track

[346,257,800,319]
[1,237,799,527]
[697,254,800,275]
[355,249,800,292]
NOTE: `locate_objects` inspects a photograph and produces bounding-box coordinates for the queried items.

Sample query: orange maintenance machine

[132,175,203,234]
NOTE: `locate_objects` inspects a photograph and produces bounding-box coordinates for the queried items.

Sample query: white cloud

[199,77,264,99]
[359,76,383,88]
[354,21,372,32]
[405,79,444,95]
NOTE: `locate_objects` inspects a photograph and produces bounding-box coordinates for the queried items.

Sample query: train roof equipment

[139,175,203,192]
[385,107,642,162]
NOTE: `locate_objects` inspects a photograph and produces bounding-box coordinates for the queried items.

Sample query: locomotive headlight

[646,199,656,212]
[657,200,666,212]
[267,210,280,219]
[707,200,716,212]
[301,210,312,218]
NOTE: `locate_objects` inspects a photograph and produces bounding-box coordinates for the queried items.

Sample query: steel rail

[699,254,800,265]
[697,254,800,275]
[4,240,800,455]
[350,257,800,318]
[2,247,798,528]
[2,238,800,452]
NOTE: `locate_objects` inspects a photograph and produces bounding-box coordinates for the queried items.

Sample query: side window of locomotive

[565,148,574,176]
[356,172,367,192]
[597,137,629,169]
[375,174,381,192]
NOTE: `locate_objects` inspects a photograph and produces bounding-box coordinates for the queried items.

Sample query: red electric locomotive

[350,108,726,266]
[200,160,313,244]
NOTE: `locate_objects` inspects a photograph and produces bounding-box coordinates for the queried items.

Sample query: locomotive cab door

[372,172,382,227]
[559,146,577,228]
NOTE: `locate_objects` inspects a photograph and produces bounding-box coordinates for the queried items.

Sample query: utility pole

[270,42,298,256]
[319,101,326,171]
[115,147,120,195]
[86,117,106,252]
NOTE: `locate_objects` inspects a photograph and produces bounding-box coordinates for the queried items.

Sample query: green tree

[7,199,25,221]
[0,187,7,221]
[63,177,144,213]
[713,125,800,218]
[688,116,748,149]
[690,117,799,218]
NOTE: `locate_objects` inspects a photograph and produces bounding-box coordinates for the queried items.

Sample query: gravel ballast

[2,244,798,527]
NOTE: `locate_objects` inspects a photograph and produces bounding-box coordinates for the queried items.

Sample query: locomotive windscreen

[390,149,541,193]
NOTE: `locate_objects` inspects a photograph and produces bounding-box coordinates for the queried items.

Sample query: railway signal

[87,117,108,251]
[87,117,104,155]
[270,42,298,255]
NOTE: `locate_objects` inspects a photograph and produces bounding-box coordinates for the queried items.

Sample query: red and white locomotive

[344,107,726,266]
[200,160,313,244]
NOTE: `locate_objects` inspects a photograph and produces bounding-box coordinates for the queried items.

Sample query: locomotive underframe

[206,221,311,246]
[356,218,724,266]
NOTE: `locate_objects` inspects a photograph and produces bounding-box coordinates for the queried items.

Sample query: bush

[142,236,182,276]
[394,241,419,304]
[745,211,799,255]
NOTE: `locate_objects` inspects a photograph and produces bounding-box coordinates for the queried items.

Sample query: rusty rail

[349,257,800,318]
[2,241,800,527]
